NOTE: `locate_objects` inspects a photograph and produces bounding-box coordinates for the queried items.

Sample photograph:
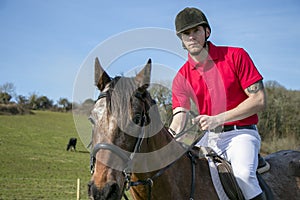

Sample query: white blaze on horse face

[91,98,107,145]
[92,95,126,170]
[93,100,106,120]
[91,91,118,145]
[91,86,110,125]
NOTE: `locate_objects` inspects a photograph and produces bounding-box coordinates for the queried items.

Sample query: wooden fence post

[77,178,80,200]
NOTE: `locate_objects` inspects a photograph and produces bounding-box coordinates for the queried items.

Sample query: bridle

[89,88,158,198]
[89,88,202,200]
[90,89,149,170]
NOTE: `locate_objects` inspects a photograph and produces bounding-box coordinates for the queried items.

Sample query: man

[169,7,267,200]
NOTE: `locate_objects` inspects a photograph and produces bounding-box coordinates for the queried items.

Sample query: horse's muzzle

[88,181,121,200]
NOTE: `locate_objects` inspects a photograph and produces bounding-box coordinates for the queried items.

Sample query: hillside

[0,111,91,199]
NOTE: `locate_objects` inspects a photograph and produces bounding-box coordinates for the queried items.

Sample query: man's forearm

[216,89,266,125]
[169,107,188,134]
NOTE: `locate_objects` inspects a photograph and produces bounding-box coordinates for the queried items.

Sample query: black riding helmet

[175,7,211,39]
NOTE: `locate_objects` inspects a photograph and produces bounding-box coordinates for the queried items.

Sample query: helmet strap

[182,41,187,50]
[203,27,208,48]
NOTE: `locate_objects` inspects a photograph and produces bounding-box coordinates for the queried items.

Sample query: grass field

[0,111,91,199]
[0,110,297,199]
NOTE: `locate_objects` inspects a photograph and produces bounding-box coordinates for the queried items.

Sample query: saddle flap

[213,155,245,200]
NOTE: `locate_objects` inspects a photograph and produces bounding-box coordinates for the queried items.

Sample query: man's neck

[189,44,209,64]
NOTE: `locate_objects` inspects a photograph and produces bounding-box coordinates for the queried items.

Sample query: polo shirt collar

[188,41,218,69]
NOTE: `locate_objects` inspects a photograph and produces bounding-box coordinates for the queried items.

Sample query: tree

[0,82,16,103]
[36,96,53,110]
[0,92,12,104]
[58,98,72,111]
[27,94,53,110]
[149,83,173,126]
[17,95,28,106]
[28,93,38,110]
[0,82,16,100]
[258,80,300,141]
[0,82,15,94]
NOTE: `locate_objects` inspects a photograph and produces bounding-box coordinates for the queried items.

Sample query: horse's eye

[133,113,142,124]
[88,116,95,125]
[134,92,143,99]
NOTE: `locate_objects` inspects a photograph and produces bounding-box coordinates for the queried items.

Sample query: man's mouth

[188,43,199,47]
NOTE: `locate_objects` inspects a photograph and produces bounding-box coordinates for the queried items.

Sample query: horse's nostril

[87,181,94,198]
[103,182,120,200]
[87,181,120,200]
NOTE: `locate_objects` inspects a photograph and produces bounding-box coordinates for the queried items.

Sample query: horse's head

[88,57,156,200]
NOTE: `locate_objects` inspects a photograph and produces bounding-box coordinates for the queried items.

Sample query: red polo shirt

[172,42,263,126]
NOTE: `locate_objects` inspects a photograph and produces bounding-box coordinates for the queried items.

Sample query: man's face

[180,26,210,56]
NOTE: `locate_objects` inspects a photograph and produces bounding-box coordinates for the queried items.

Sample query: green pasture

[0,111,91,199]
[1,110,297,199]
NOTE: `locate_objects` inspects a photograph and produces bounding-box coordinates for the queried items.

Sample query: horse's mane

[104,75,163,138]
[105,76,142,130]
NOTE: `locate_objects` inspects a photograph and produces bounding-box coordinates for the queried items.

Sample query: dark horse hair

[102,75,156,132]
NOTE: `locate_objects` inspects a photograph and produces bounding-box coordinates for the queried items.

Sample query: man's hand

[192,115,221,131]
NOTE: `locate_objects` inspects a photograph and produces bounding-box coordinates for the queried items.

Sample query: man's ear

[205,27,211,39]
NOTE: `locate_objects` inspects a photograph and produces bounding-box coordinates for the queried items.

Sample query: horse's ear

[94,57,111,91]
[135,58,151,91]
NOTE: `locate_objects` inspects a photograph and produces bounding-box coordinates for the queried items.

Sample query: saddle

[200,147,272,200]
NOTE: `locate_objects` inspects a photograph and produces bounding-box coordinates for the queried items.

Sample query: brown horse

[88,57,300,200]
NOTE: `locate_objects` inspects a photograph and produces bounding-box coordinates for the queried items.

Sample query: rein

[124,149,199,200]
[90,91,203,200]
[171,110,198,140]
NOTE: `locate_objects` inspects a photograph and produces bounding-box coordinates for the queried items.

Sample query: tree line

[258,81,300,141]
[0,82,72,113]
[1,81,299,144]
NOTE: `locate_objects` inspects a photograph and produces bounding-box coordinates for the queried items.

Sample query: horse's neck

[140,127,174,153]
[130,128,187,190]
[129,126,221,200]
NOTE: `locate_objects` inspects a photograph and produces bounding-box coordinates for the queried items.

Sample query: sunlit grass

[0,111,91,199]
[0,110,298,199]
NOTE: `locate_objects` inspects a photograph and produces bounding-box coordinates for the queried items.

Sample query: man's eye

[195,28,202,34]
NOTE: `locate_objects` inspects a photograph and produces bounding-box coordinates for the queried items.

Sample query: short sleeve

[172,71,191,110]
[235,49,263,89]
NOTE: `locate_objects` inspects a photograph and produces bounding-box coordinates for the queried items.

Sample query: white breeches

[196,129,262,199]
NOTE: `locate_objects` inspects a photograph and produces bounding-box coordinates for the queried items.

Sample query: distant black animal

[66,138,77,151]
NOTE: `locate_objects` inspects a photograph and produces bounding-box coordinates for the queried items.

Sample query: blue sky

[0,0,299,103]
